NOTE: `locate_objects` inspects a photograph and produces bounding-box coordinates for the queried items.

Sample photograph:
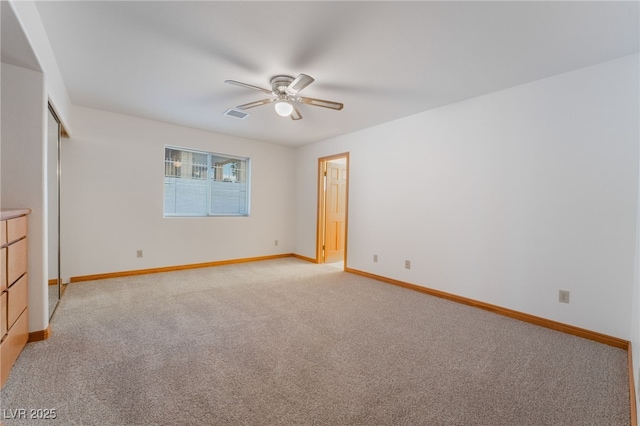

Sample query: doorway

[317,153,349,267]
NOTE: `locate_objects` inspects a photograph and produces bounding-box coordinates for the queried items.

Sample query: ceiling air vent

[223,108,249,119]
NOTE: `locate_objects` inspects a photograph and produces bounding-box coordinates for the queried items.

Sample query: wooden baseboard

[48,279,58,286]
[345,267,629,350]
[630,342,638,426]
[292,253,317,263]
[28,325,51,342]
[70,254,295,283]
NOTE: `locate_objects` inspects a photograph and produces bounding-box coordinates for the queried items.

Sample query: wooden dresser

[0,209,30,388]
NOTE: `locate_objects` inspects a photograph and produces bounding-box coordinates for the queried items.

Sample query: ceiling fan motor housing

[271,75,295,95]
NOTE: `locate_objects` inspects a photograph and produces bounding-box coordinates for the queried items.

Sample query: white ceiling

[32,1,639,147]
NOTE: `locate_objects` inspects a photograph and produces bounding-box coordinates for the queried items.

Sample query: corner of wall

[8,0,74,134]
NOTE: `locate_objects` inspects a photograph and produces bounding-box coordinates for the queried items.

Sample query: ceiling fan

[224,74,343,120]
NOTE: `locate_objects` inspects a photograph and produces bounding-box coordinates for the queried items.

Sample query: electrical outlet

[405,260,411,270]
[373,254,378,263]
[274,240,278,246]
[559,290,570,304]
[137,250,143,258]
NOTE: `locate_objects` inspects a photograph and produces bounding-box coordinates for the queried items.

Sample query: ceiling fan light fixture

[274,101,294,117]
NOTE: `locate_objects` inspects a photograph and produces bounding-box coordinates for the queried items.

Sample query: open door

[317,154,349,266]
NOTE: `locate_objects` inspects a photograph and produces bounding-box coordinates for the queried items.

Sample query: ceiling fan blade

[236,98,273,110]
[287,74,314,95]
[290,105,303,121]
[225,80,273,95]
[299,97,344,110]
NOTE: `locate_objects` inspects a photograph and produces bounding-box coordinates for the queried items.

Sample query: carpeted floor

[0,258,631,425]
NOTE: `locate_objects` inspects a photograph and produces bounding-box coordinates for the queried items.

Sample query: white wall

[633,102,640,421]
[1,62,49,333]
[8,1,73,133]
[61,106,295,280]
[295,54,640,341]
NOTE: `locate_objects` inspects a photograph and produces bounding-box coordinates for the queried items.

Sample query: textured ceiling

[33,1,639,147]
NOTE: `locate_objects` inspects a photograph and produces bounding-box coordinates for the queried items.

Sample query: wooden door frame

[316,153,350,266]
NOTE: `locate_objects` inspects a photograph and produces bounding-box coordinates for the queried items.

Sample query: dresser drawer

[7,274,27,330]
[0,292,6,339]
[6,216,26,245]
[0,247,6,292]
[0,220,6,246]
[7,238,27,285]
[0,307,28,388]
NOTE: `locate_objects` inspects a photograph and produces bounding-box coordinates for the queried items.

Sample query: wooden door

[324,161,347,263]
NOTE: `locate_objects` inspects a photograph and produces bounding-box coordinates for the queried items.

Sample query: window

[164,147,250,217]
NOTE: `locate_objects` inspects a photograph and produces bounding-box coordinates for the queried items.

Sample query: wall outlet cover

[559,290,570,304]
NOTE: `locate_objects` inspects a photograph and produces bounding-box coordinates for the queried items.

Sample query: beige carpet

[0,258,631,425]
